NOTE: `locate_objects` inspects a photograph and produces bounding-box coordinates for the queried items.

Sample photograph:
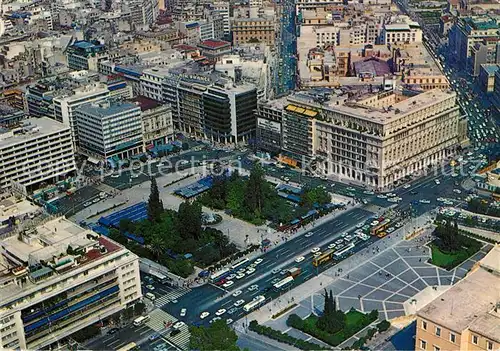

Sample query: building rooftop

[354,57,391,77]
[418,245,500,340]
[481,64,500,75]
[0,118,70,149]
[198,39,231,49]
[0,217,125,306]
[77,100,140,119]
[128,96,163,111]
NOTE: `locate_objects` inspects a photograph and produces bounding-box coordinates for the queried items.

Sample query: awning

[87,156,100,165]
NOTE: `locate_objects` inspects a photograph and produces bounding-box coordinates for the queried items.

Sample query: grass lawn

[429,242,480,270]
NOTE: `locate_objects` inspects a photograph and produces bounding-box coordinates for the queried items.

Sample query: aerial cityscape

[0,0,499,350]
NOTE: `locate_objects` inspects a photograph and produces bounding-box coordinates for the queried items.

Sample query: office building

[0,104,25,126]
[255,99,284,154]
[129,96,174,149]
[449,16,500,73]
[415,245,500,351]
[0,118,75,192]
[197,39,231,62]
[0,217,142,350]
[470,39,500,77]
[66,41,109,72]
[380,16,422,45]
[478,64,499,93]
[75,100,143,161]
[140,67,170,102]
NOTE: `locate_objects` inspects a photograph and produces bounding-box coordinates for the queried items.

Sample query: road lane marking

[140,328,151,335]
[221,300,232,307]
[107,339,121,347]
[303,273,314,280]
[250,290,261,296]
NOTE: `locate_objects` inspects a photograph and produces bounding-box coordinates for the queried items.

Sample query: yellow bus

[312,249,335,267]
[117,342,138,351]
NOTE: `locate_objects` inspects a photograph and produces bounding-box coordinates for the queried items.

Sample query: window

[420,340,427,350]
[433,346,440,351]
[472,335,478,345]
[450,333,456,343]
[421,320,427,330]
[435,327,441,337]
[487,341,493,350]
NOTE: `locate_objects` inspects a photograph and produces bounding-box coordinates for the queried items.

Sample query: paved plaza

[263,234,493,347]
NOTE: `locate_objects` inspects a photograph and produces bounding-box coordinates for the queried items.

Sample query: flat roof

[481,64,500,75]
[198,39,231,49]
[418,246,500,337]
[77,101,140,118]
[128,96,163,111]
[0,118,70,149]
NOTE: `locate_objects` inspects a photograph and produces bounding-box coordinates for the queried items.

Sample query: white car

[145,285,155,291]
[435,179,440,185]
[200,311,210,319]
[387,193,396,197]
[215,309,226,316]
[295,256,305,263]
[304,232,314,238]
[254,258,263,265]
[387,227,395,233]
[234,299,245,307]
[377,194,387,199]
[355,223,364,228]
[227,274,236,280]
[173,321,185,329]
[232,290,242,297]
[226,319,234,325]
[363,190,375,195]
[370,221,379,226]
[222,281,234,288]
[246,268,256,275]
[328,243,337,249]
[310,247,321,254]
[313,251,322,257]
[341,232,348,237]
[235,273,245,280]
[271,268,281,274]
[180,308,187,317]
[419,199,431,204]
[403,184,411,189]
[453,189,462,194]
[111,173,120,178]
[248,284,259,292]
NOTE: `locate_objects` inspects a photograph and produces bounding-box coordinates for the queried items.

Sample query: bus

[117,342,138,351]
[273,276,294,291]
[231,258,249,270]
[210,268,230,283]
[149,270,169,284]
[333,243,355,260]
[243,295,266,312]
[312,249,335,267]
[133,315,150,327]
[370,219,391,236]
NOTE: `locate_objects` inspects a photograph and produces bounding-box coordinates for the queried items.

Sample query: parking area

[50,186,104,217]
[264,235,493,344]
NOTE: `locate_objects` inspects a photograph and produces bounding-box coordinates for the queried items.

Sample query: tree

[147,177,163,222]
[189,319,240,351]
[244,162,265,214]
[435,221,460,252]
[178,201,202,240]
[109,228,127,245]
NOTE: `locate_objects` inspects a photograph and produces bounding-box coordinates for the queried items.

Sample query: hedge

[287,309,378,347]
[377,320,391,332]
[272,303,297,319]
[248,320,327,351]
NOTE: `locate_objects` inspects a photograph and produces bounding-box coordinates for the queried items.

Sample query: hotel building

[0,217,141,350]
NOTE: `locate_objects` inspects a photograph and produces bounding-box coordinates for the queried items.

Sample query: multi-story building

[140,67,170,102]
[0,104,25,126]
[231,18,276,46]
[25,82,60,118]
[0,217,142,350]
[478,64,499,93]
[415,244,500,351]
[66,40,109,72]
[212,2,230,37]
[255,99,284,154]
[449,16,500,73]
[260,88,466,189]
[129,96,174,149]
[380,17,422,45]
[129,0,159,28]
[75,100,143,161]
[470,39,500,77]
[0,118,75,192]
[198,39,231,62]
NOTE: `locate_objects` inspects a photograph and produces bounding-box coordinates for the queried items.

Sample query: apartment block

[380,16,422,45]
[0,217,142,350]
[415,245,500,351]
[66,40,109,72]
[256,99,284,154]
[75,100,143,161]
[0,118,76,192]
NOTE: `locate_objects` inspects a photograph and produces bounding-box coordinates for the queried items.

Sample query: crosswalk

[145,310,190,350]
[154,287,191,308]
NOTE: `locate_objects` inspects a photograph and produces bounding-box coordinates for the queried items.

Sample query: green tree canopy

[147,177,163,222]
[189,319,240,351]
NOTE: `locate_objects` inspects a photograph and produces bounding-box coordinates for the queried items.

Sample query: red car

[215,279,227,286]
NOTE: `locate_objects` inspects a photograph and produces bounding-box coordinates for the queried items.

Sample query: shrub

[377,320,391,332]
[351,336,366,350]
[366,327,377,340]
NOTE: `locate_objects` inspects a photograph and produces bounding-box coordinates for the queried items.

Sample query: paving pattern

[146,309,191,350]
[265,236,493,345]
[154,287,192,308]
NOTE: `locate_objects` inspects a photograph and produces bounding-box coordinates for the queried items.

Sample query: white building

[76,100,144,160]
[380,16,422,45]
[0,118,76,192]
[140,67,170,102]
[0,217,142,350]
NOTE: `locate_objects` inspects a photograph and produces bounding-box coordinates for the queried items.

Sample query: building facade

[0,217,142,350]
[231,18,276,46]
[66,40,109,72]
[415,245,500,351]
[75,100,143,160]
[255,100,284,154]
[0,118,76,191]
[129,96,174,149]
